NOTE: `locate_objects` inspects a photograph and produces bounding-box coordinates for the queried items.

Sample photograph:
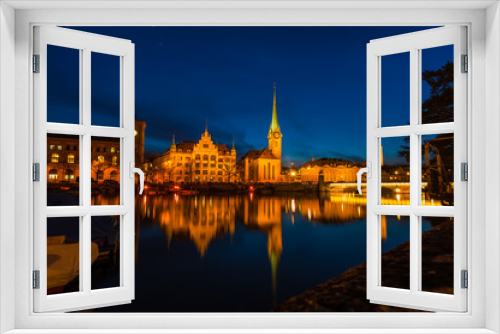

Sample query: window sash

[366,26,467,312]
[32,26,136,313]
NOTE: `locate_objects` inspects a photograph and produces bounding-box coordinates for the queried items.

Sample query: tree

[219,163,237,182]
[161,160,176,183]
[397,61,454,204]
[92,157,112,182]
[398,61,454,163]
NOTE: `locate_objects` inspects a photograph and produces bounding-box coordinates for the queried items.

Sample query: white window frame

[0,1,499,333]
[33,25,136,313]
[366,26,467,312]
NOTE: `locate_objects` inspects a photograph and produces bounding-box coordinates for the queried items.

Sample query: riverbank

[274,220,453,312]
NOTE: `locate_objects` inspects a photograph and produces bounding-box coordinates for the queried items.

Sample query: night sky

[48,26,452,166]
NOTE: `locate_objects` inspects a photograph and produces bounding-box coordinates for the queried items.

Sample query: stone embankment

[274,220,454,312]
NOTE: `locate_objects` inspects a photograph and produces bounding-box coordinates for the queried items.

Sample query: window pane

[91,137,120,205]
[421,45,454,124]
[91,215,121,290]
[421,216,454,295]
[47,134,80,206]
[421,134,454,206]
[47,45,80,124]
[47,216,80,295]
[381,52,410,127]
[381,136,410,205]
[381,215,410,290]
[91,52,120,127]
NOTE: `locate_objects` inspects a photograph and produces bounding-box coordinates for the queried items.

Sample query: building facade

[299,158,362,183]
[47,120,146,184]
[47,134,121,183]
[238,86,283,183]
[145,127,237,183]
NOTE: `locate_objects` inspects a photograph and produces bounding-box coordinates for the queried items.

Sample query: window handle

[357,162,371,194]
[130,162,145,195]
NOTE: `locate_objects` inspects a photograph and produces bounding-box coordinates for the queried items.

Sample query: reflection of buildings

[144,127,237,183]
[47,120,147,183]
[141,195,236,256]
[47,135,121,182]
[381,166,410,182]
[299,158,362,183]
[237,85,283,183]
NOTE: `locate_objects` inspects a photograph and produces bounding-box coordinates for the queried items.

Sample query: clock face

[274,131,280,139]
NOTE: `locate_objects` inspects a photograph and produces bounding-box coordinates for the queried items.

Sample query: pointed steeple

[269,83,280,134]
[203,119,210,137]
[170,132,176,151]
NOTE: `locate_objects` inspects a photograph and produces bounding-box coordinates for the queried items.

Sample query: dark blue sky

[48,26,452,166]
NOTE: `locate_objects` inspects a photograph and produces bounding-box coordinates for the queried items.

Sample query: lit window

[111,147,116,153]
[48,169,58,181]
[65,169,74,180]
[57,145,62,150]
[68,154,75,163]
[112,156,118,165]
[98,156,105,163]
[51,153,59,163]
[49,144,55,150]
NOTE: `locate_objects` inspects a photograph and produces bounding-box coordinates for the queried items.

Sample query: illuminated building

[238,85,283,182]
[145,126,237,183]
[46,120,147,183]
[299,157,361,183]
[47,135,121,183]
[135,120,146,164]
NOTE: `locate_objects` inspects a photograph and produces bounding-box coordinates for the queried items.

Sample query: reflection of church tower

[268,84,283,160]
[268,223,282,306]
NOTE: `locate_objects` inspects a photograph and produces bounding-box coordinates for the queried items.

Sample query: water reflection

[134,193,369,260]
[87,191,448,312]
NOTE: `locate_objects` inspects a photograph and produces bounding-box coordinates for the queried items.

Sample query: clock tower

[268,84,282,160]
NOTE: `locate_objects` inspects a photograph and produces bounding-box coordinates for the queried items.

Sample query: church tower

[268,84,282,160]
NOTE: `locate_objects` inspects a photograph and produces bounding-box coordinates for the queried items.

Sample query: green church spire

[269,83,280,134]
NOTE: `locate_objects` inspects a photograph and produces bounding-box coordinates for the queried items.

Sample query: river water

[91,192,433,312]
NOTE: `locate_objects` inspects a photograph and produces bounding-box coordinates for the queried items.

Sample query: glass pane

[47,216,80,295]
[381,52,410,127]
[421,134,454,206]
[381,136,410,205]
[91,52,120,127]
[91,215,121,290]
[47,134,80,206]
[421,45,454,124]
[381,215,410,290]
[91,137,121,206]
[421,216,454,294]
[47,45,80,124]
